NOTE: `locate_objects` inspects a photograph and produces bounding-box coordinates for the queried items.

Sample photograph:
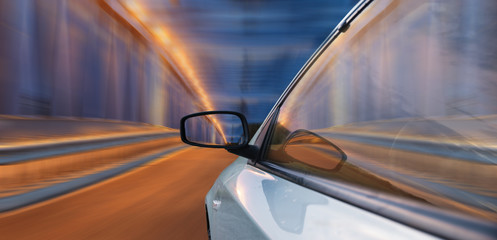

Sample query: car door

[207,157,439,239]
[207,0,497,239]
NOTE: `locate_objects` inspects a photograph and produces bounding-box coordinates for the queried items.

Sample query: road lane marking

[0,145,189,214]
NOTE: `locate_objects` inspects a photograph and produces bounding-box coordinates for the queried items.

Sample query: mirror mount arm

[227,144,259,159]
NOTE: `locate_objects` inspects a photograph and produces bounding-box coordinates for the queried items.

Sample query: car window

[263,0,497,222]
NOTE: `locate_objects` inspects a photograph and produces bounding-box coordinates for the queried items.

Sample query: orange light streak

[122,0,215,112]
[121,1,227,142]
[124,0,147,20]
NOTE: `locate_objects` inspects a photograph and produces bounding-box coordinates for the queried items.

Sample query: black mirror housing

[180,111,250,149]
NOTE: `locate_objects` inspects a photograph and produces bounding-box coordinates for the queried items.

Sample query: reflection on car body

[180,0,497,239]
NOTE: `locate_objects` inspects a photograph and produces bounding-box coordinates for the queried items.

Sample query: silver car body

[202,0,497,239]
[205,154,438,239]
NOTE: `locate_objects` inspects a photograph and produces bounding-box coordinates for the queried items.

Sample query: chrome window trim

[270,0,374,112]
[253,0,497,238]
[255,0,374,164]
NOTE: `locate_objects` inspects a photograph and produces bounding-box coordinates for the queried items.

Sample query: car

[180,0,497,239]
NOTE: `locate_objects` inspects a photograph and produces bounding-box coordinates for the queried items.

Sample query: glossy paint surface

[206,157,439,239]
[205,0,497,238]
[268,0,497,223]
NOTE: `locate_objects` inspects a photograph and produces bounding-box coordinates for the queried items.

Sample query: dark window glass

[265,0,497,222]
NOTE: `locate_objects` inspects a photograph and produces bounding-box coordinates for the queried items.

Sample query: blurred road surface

[0,147,237,240]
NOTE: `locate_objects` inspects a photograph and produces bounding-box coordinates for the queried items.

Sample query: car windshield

[265,0,497,223]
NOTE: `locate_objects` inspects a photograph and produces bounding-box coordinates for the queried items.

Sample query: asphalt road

[0,147,237,240]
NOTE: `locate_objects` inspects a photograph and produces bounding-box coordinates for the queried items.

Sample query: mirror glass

[184,113,246,147]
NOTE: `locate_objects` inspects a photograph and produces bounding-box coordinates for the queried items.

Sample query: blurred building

[123,0,359,123]
[0,0,203,128]
[0,0,358,127]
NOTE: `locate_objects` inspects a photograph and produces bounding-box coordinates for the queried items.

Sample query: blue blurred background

[0,0,358,127]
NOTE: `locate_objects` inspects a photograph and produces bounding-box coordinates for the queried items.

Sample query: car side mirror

[180,111,249,149]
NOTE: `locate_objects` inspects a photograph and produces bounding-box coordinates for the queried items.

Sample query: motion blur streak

[119,0,216,111]
[0,148,237,240]
[108,0,359,123]
[0,0,205,128]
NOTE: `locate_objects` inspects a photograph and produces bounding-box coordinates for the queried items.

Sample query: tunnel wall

[0,0,199,128]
